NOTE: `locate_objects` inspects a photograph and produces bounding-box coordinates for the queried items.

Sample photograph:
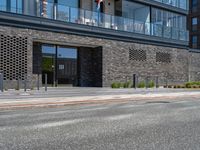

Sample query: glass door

[57,46,77,86]
[41,44,78,87]
[42,45,56,86]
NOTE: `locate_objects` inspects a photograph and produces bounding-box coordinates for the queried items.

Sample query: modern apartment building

[188,0,200,49]
[0,0,197,88]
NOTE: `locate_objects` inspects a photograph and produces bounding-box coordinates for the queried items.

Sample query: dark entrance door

[41,44,77,86]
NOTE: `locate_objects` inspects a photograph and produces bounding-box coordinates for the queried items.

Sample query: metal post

[17,74,20,90]
[37,74,40,90]
[24,75,27,92]
[45,74,47,92]
[133,74,137,89]
[166,78,168,87]
[145,77,148,89]
[156,76,159,88]
[0,72,4,92]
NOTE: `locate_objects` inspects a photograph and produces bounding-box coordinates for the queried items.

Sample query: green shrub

[137,81,145,88]
[123,81,132,88]
[111,82,123,88]
[15,86,20,91]
[111,82,119,88]
[185,81,200,88]
[148,80,155,88]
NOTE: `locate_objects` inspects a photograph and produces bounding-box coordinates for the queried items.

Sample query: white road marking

[104,114,133,121]
[32,119,84,129]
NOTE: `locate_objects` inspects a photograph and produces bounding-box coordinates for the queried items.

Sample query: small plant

[137,81,145,88]
[117,82,123,88]
[111,82,122,88]
[185,81,200,88]
[148,80,155,88]
[163,85,167,88]
[111,82,119,88]
[123,81,132,88]
[15,86,20,91]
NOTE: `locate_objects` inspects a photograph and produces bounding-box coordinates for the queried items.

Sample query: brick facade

[0,25,199,88]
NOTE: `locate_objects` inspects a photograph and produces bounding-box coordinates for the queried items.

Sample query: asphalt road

[1,98,200,150]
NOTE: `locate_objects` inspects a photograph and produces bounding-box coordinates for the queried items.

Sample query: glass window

[192,0,198,12]
[179,0,187,10]
[151,8,187,30]
[121,1,150,23]
[192,36,198,48]
[58,0,79,7]
[10,0,23,13]
[192,0,198,6]
[192,36,197,43]
[0,0,7,11]
[154,0,188,10]
[192,17,198,25]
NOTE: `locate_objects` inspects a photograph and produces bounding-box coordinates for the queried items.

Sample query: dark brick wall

[0,25,198,88]
[78,47,102,87]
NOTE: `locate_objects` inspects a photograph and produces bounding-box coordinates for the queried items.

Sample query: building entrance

[42,44,77,86]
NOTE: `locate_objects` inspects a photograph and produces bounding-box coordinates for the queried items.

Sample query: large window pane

[0,0,6,11]
[58,0,78,7]
[151,8,186,30]
[121,1,150,23]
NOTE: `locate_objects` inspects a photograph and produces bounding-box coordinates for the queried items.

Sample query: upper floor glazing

[154,0,188,10]
[0,0,189,42]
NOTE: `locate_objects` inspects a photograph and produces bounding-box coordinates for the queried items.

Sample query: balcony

[0,3,189,43]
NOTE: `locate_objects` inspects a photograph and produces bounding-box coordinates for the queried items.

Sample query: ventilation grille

[156,52,171,63]
[129,49,146,61]
[0,34,28,80]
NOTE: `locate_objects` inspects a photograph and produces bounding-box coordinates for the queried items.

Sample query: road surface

[0,98,200,150]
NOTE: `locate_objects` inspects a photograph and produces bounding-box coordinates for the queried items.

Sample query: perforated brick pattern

[156,52,171,63]
[0,34,28,80]
[129,49,146,61]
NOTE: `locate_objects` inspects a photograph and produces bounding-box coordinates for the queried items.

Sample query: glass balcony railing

[0,4,189,42]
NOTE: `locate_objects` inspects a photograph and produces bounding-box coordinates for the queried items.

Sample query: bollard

[45,74,47,92]
[145,77,148,89]
[165,78,168,87]
[37,74,40,91]
[17,74,20,90]
[0,72,3,92]
[24,76,27,92]
[133,74,137,89]
[156,77,159,88]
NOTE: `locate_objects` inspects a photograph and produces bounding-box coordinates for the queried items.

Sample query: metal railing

[0,4,189,42]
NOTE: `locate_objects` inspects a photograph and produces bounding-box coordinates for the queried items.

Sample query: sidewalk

[0,87,200,110]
